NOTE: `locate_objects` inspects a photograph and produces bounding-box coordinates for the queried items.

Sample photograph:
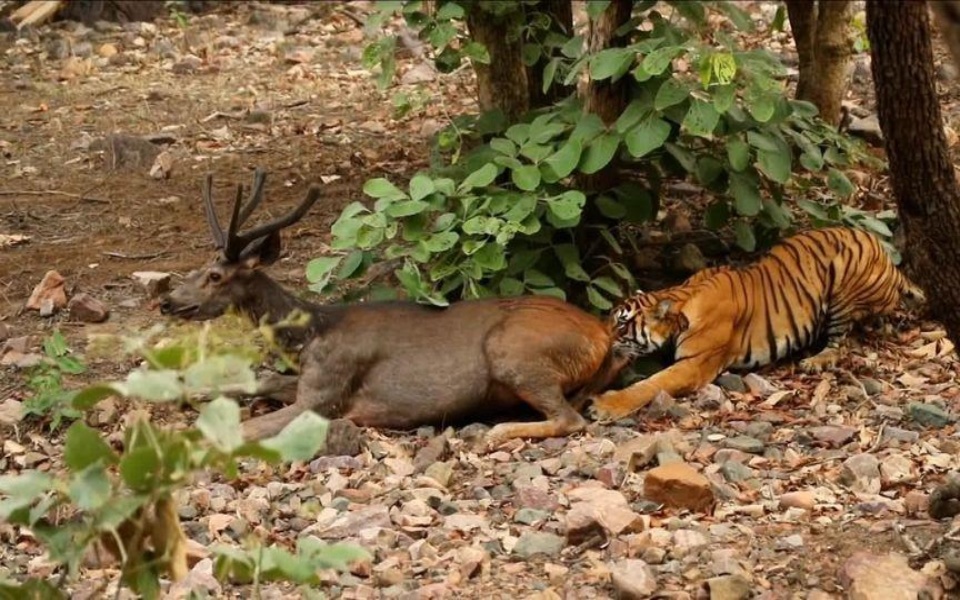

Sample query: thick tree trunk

[528,0,574,108]
[866,0,960,343]
[579,0,632,192]
[465,4,530,122]
[786,0,853,125]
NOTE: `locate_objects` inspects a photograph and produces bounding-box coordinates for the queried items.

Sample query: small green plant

[23,330,86,431]
[0,325,368,598]
[165,0,190,28]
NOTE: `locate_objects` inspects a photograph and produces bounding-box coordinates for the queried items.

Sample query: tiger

[589,226,925,422]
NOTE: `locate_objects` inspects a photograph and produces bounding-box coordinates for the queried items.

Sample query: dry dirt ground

[2,2,960,599]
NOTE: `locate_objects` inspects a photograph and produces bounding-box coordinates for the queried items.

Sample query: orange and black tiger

[589,227,925,421]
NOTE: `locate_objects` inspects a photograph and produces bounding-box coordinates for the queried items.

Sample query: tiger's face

[610,294,684,358]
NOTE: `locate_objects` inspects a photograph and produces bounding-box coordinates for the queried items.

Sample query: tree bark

[579,0,632,192]
[786,0,853,125]
[528,0,574,108]
[866,0,960,342]
[465,3,530,122]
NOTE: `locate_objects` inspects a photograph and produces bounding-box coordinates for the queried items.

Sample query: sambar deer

[160,169,628,448]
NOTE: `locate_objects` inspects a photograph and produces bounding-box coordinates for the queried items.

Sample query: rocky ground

[3,2,960,599]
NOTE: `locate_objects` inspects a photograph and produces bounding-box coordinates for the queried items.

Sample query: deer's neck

[239,272,338,349]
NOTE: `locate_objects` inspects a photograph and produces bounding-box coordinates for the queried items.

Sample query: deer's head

[159,169,321,321]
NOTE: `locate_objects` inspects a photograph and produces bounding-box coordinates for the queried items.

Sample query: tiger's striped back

[611,227,924,370]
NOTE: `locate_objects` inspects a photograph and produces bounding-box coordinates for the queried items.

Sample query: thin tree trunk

[866,0,960,342]
[528,0,574,108]
[579,0,632,192]
[465,3,530,122]
[787,0,853,125]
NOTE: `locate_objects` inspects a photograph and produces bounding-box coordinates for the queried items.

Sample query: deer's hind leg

[485,379,587,445]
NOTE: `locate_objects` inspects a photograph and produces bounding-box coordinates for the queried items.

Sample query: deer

[159,168,629,451]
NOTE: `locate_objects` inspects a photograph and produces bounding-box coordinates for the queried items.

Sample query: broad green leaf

[511,165,541,191]
[71,383,121,410]
[64,422,117,472]
[458,162,499,192]
[590,48,634,81]
[704,200,730,229]
[0,471,54,513]
[695,157,724,186]
[504,195,538,223]
[592,276,622,297]
[363,178,407,200]
[530,123,567,145]
[729,172,762,216]
[798,199,831,221]
[746,130,781,152]
[799,151,824,172]
[473,243,506,271]
[385,199,429,218]
[579,132,620,175]
[726,137,750,171]
[197,396,244,454]
[409,174,435,201]
[261,411,330,462]
[569,113,605,145]
[542,57,560,94]
[68,465,110,511]
[554,244,589,282]
[119,446,160,492]
[625,117,671,158]
[543,139,583,179]
[586,286,614,310]
[734,221,757,251]
[301,539,372,571]
[586,0,612,20]
[462,40,490,64]
[712,84,736,113]
[489,137,517,157]
[757,148,792,184]
[499,277,525,296]
[643,46,684,75]
[745,86,776,122]
[827,168,856,197]
[654,79,689,111]
[711,52,737,84]
[789,99,819,118]
[305,256,342,284]
[596,195,627,219]
[546,191,586,222]
[665,143,697,173]
[337,250,365,279]
[519,143,553,163]
[614,99,651,134]
[682,99,720,138]
[505,123,530,145]
[183,355,257,395]
[524,269,555,287]
[423,231,459,252]
[532,287,567,300]
[122,369,183,402]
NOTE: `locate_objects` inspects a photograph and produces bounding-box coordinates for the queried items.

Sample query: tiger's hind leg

[799,314,853,373]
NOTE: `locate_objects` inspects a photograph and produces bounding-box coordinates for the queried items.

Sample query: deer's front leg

[588,354,726,422]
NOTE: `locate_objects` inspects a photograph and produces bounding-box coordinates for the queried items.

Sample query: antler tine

[236,168,267,227]
[234,185,323,249]
[224,183,245,260]
[201,174,226,250]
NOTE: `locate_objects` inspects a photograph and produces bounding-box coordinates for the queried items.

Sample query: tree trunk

[786,0,853,125]
[579,0,632,192]
[866,0,960,343]
[528,0,574,108]
[465,3,530,122]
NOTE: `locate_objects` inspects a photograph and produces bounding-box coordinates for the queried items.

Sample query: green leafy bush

[22,331,86,431]
[331,0,874,308]
[0,325,367,598]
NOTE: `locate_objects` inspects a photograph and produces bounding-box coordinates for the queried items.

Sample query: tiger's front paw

[588,390,636,423]
[799,349,840,373]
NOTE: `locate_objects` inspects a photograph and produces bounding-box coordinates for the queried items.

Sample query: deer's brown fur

[161,170,627,445]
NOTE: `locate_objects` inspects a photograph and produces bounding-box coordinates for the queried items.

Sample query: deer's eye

[208,271,222,283]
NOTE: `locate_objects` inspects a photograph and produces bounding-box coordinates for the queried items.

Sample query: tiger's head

[610,292,689,359]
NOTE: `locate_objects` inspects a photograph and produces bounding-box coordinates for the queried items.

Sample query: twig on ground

[0,190,110,204]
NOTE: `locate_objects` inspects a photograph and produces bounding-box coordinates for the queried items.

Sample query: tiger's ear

[655,299,673,319]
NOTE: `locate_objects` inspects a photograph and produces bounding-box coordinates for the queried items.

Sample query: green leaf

[524,269,555,288]
[462,40,490,64]
[592,276,622,297]
[386,199,429,218]
[337,250,365,279]
[423,231,459,252]
[409,174,435,201]
[490,137,517,157]
[197,396,244,454]
[746,130,780,152]
[183,355,257,395]
[643,46,684,76]
[543,139,583,179]
[586,0,612,20]
[625,117,670,158]
[499,277,525,296]
[532,287,567,300]
[119,446,160,492]
[745,86,776,122]
[665,143,697,173]
[654,79,688,111]
[546,191,586,221]
[726,137,750,171]
[615,99,650,134]
[363,178,407,200]
[458,163,499,192]
[68,465,110,511]
[682,99,720,137]
[800,150,824,172]
[0,471,53,520]
[121,369,183,402]
[261,411,330,462]
[569,113,605,145]
[519,143,553,163]
[505,123,530,145]
[554,244,590,282]
[711,52,737,84]
[757,148,792,184]
[579,132,620,175]
[827,168,856,197]
[542,57,560,94]
[591,48,634,81]
[305,256,342,285]
[473,243,506,271]
[511,165,541,191]
[586,286,614,310]
[696,157,724,186]
[71,383,121,410]
[64,422,117,472]
[734,221,757,251]
[596,195,627,219]
[729,172,762,216]
[704,200,730,230]
[712,84,736,113]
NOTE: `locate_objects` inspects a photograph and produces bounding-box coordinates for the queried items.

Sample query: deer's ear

[240,232,282,268]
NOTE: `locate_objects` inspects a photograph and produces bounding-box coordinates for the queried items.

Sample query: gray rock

[723,436,765,454]
[716,374,746,393]
[512,532,565,558]
[720,461,756,483]
[908,402,954,428]
[847,114,883,146]
[808,425,858,447]
[860,377,884,396]
[68,293,109,323]
[703,574,752,600]
[743,373,777,397]
[744,421,774,441]
[514,508,550,525]
[839,551,942,599]
[609,559,658,598]
[840,453,881,495]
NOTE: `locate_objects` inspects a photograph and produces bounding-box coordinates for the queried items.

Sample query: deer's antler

[201,169,322,261]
